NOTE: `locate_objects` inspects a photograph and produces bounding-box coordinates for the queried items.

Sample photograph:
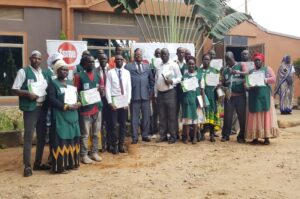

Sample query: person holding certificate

[106,55,131,154]
[181,56,202,144]
[46,59,81,174]
[246,53,279,145]
[154,48,182,144]
[74,55,103,163]
[197,54,221,142]
[12,50,51,177]
[221,51,248,143]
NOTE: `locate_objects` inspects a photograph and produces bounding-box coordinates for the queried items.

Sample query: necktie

[118,69,124,95]
[138,63,142,73]
[102,68,106,85]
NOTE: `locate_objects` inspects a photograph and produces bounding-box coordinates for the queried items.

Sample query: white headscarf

[53,60,67,74]
[47,52,64,68]
[31,50,42,57]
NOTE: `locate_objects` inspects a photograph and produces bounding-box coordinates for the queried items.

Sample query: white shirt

[175,59,186,69]
[154,60,182,97]
[12,66,46,102]
[106,67,131,104]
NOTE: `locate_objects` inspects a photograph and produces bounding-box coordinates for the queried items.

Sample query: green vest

[248,67,271,113]
[42,68,56,82]
[51,79,80,139]
[180,64,189,76]
[76,64,84,74]
[19,67,38,112]
[222,64,245,93]
[78,71,103,113]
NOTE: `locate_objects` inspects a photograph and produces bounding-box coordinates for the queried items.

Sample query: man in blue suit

[125,48,154,144]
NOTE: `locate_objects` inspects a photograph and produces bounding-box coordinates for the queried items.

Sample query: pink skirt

[246,97,279,140]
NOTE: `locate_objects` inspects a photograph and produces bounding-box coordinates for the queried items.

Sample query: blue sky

[228,0,300,37]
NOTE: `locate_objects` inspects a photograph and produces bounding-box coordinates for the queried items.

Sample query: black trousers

[111,107,127,146]
[23,106,47,167]
[221,95,246,139]
[157,88,177,140]
[101,97,113,150]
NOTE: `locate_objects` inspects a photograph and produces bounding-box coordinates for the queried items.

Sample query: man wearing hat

[12,50,51,177]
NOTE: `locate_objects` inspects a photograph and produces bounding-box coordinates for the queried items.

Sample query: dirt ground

[0,110,300,199]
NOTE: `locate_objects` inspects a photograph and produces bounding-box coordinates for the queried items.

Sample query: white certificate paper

[181,77,199,92]
[210,59,223,71]
[112,95,128,109]
[64,85,78,105]
[28,80,48,97]
[205,73,220,86]
[244,61,255,71]
[246,71,265,87]
[80,88,101,106]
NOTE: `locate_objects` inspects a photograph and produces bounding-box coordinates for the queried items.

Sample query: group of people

[12,45,283,177]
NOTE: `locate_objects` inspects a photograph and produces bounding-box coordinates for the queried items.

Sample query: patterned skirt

[246,97,279,140]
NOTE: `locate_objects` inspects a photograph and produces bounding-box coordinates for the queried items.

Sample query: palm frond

[209,12,251,40]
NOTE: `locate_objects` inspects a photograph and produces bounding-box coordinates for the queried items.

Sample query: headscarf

[252,52,265,62]
[47,52,64,68]
[31,50,42,57]
[53,59,67,74]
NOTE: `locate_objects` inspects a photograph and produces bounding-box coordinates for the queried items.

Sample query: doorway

[225,46,247,62]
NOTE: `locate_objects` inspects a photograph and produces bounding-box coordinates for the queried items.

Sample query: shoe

[24,167,32,177]
[263,138,270,145]
[142,137,151,142]
[182,139,187,144]
[131,140,138,144]
[213,132,219,137]
[250,139,259,145]
[81,155,93,164]
[91,153,102,162]
[33,163,51,171]
[237,137,246,143]
[168,138,176,144]
[221,137,229,142]
[118,145,126,153]
[112,145,119,155]
[150,134,157,139]
[198,132,205,142]
[210,136,216,142]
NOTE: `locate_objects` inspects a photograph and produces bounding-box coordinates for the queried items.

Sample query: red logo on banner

[58,42,77,65]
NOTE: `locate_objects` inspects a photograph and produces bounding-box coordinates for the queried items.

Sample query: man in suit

[125,48,154,144]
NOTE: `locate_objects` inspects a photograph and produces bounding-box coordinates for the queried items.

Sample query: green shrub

[0,108,23,132]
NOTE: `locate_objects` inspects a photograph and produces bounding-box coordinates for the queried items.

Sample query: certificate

[28,80,48,97]
[205,73,220,86]
[181,77,199,92]
[80,88,101,106]
[210,59,223,71]
[162,69,173,81]
[246,71,265,87]
[64,85,78,105]
[112,95,128,109]
[197,95,210,108]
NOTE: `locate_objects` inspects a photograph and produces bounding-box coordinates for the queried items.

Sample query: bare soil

[0,111,300,199]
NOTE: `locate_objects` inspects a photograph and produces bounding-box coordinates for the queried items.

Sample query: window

[0,35,24,96]
[82,12,135,26]
[82,38,135,62]
[0,7,24,21]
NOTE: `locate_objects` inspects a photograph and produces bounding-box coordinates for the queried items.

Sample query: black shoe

[237,137,246,143]
[33,163,51,171]
[112,145,119,155]
[168,138,176,144]
[118,145,126,153]
[24,167,32,177]
[213,132,219,137]
[131,140,138,144]
[263,138,270,145]
[251,139,259,145]
[142,137,151,142]
[182,139,187,144]
[210,136,216,142]
[221,137,229,142]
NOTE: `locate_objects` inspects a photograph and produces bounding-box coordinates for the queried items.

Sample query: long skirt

[50,129,80,173]
[279,81,294,114]
[246,97,279,140]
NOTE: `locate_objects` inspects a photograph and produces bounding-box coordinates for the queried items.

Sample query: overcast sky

[227,0,300,37]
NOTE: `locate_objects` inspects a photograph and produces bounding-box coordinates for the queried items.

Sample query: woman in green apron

[47,60,81,173]
[181,56,203,144]
[246,53,279,145]
[198,54,221,142]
